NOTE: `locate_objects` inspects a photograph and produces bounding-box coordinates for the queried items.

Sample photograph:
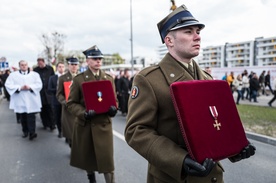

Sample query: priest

[5,60,42,140]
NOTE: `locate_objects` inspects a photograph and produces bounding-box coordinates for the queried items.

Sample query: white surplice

[5,71,43,113]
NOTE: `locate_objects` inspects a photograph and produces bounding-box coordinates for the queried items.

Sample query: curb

[246,131,276,146]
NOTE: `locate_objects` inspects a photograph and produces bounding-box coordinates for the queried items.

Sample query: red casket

[170,80,248,163]
[82,80,117,114]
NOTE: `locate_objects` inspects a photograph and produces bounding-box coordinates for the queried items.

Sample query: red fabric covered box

[170,80,248,163]
[82,80,117,114]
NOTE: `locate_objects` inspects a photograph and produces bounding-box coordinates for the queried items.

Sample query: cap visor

[170,21,205,31]
[87,56,104,58]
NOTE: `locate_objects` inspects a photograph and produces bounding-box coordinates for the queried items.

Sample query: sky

[1,0,276,67]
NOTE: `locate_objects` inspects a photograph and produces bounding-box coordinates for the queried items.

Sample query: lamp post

[130,0,134,75]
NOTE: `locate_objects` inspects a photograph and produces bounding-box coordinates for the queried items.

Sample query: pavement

[232,92,276,146]
[1,91,275,146]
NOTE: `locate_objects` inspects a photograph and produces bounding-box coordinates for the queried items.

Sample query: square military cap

[157,4,205,43]
[66,57,79,64]
[83,45,104,58]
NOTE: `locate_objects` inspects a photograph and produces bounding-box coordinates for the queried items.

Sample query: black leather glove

[229,143,256,163]
[84,110,96,120]
[107,106,117,117]
[183,156,216,177]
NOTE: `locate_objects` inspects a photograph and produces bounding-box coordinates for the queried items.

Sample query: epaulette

[139,65,160,77]
[74,72,83,78]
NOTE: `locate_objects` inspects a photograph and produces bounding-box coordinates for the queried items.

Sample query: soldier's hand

[107,106,117,117]
[84,110,96,120]
[229,143,256,163]
[183,156,215,177]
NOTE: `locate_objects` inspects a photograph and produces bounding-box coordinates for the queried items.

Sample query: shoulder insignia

[131,85,139,99]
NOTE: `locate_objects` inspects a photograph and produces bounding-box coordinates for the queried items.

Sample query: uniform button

[92,123,95,126]
[211,177,217,183]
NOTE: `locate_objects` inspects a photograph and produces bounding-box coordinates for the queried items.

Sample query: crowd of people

[1,45,118,182]
[222,69,275,106]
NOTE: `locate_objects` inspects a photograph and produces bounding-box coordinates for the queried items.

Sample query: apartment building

[198,36,276,68]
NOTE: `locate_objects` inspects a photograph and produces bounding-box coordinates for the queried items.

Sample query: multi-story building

[255,37,276,66]
[225,41,255,68]
[156,36,276,80]
[199,46,225,68]
[198,36,276,68]
[157,45,168,60]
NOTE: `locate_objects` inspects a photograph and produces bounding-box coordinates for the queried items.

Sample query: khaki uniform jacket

[125,53,224,183]
[56,72,75,139]
[67,68,116,173]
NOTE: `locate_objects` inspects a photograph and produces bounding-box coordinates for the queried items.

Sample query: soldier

[56,57,79,144]
[67,45,117,183]
[125,5,255,183]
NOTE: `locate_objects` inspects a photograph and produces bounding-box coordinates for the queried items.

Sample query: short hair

[37,58,45,62]
[18,60,27,66]
[56,61,64,68]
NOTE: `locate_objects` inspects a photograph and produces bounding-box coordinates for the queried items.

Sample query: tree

[112,53,125,64]
[40,31,66,65]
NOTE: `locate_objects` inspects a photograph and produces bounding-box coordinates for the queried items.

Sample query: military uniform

[126,4,255,182]
[66,46,117,183]
[125,53,224,183]
[56,71,75,140]
[67,68,116,172]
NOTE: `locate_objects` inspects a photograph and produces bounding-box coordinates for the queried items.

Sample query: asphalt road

[0,97,275,183]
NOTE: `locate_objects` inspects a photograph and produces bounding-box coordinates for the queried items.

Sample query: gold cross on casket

[213,120,221,130]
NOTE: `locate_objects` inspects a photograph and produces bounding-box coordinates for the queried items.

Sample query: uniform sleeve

[125,73,186,180]
[56,77,66,105]
[66,76,86,120]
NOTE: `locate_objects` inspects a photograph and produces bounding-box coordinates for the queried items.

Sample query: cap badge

[131,86,139,99]
[170,73,175,77]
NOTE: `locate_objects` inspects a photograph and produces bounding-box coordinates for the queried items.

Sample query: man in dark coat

[67,46,117,183]
[2,69,11,101]
[34,58,55,130]
[250,73,260,102]
[117,68,130,116]
[48,61,65,137]
[125,5,255,183]
[265,70,273,94]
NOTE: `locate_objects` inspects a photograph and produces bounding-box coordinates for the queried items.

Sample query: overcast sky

[1,0,276,67]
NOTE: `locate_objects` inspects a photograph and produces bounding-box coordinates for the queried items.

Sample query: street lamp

[130,0,134,75]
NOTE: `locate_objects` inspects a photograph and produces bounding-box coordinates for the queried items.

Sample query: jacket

[125,53,224,183]
[67,68,116,172]
[34,65,55,105]
[56,72,75,139]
